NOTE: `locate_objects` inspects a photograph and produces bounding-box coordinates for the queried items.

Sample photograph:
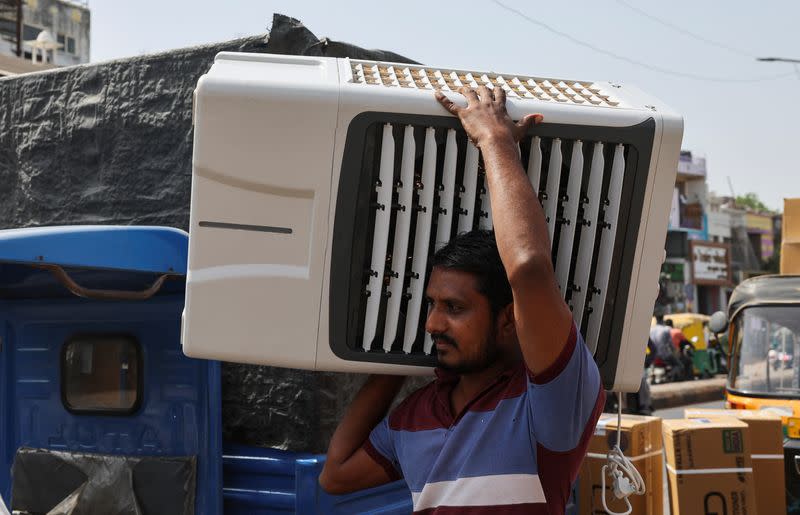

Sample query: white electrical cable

[600,392,646,515]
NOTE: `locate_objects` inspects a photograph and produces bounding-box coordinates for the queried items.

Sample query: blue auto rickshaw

[0,225,414,514]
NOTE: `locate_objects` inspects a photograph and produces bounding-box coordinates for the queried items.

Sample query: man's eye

[447,304,462,314]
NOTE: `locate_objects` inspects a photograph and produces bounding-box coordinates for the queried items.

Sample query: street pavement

[649,376,727,410]
[653,399,725,419]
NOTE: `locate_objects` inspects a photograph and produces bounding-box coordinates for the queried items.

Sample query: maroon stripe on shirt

[528,323,578,385]
[536,385,606,513]
[414,503,552,514]
[362,439,402,482]
[468,364,527,412]
[389,365,529,431]
[388,383,449,431]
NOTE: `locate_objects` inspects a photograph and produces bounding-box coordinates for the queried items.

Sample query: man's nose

[425,306,446,335]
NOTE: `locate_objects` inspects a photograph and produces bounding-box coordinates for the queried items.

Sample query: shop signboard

[690,241,731,286]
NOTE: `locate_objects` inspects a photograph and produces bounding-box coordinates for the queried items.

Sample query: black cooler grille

[331,112,655,387]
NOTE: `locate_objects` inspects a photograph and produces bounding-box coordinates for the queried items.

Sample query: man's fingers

[476,85,494,105]
[458,86,479,105]
[493,86,506,106]
[518,113,544,130]
[435,91,461,116]
[514,114,545,141]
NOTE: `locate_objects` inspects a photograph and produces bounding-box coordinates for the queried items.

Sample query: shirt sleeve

[527,322,604,452]
[362,417,403,481]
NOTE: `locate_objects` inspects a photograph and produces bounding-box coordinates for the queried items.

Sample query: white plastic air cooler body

[182,52,683,391]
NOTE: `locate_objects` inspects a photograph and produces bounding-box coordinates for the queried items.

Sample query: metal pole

[757,57,800,64]
[15,0,22,57]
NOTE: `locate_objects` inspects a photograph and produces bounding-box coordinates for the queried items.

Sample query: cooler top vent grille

[348,60,622,107]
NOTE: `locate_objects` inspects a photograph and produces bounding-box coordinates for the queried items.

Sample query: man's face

[424,267,499,374]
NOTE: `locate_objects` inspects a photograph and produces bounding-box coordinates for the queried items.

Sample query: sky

[87,0,800,211]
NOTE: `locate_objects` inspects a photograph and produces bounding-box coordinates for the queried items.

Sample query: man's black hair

[430,230,512,316]
[664,319,674,327]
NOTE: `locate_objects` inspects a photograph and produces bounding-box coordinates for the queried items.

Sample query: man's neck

[451,358,516,414]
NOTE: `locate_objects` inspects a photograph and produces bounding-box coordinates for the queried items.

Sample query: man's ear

[498,303,516,340]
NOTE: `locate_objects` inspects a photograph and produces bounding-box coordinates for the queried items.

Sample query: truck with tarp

[0,225,411,514]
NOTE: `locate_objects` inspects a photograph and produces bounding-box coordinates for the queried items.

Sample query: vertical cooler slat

[362,124,396,350]
[570,142,604,328]
[403,128,437,353]
[478,171,493,230]
[527,136,543,194]
[383,125,416,351]
[554,141,584,293]
[586,144,625,353]
[543,138,563,246]
[425,129,458,354]
[434,129,458,250]
[457,142,480,234]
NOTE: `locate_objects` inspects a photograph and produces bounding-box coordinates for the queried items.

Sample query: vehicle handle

[36,264,177,301]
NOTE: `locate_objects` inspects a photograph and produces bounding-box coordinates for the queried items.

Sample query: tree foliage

[736,192,771,213]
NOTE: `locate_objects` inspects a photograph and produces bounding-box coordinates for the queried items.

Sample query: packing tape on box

[666,464,753,475]
[594,417,615,435]
[751,454,783,459]
[586,449,664,462]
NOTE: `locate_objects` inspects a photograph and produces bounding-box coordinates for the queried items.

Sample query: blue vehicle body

[222,444,412,514]
[0,225,412,514]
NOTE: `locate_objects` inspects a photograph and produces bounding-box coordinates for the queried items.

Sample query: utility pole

[15,0,22,57]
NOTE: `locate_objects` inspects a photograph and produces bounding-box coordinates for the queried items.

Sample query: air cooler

[182,52,682,391]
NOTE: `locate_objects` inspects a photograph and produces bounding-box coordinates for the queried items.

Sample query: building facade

[656,150,780,317]
[658,151,733,315]
[0,0,89,69]
[745,212,775,263]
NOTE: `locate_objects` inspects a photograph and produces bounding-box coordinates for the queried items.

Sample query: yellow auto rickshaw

[710,275,800,509]
[651,312,716,377]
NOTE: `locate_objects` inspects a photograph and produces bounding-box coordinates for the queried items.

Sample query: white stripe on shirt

[411,473,546,511]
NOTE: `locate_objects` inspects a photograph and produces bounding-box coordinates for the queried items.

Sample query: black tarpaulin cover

[11,448,195,515]
[0,14,427,453]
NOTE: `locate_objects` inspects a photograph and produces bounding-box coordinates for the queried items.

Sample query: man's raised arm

[435,87,573,375]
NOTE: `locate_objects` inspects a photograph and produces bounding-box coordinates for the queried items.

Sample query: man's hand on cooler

[435,86,543,148]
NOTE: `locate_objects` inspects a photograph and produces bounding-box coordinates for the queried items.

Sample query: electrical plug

[613,474,636,499]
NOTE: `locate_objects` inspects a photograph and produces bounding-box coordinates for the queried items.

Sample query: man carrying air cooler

[319,87,605,514]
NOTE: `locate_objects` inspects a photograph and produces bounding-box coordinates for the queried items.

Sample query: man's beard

[435,332,500,375]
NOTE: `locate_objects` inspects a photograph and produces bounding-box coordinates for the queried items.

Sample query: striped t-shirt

[363,323,605,514]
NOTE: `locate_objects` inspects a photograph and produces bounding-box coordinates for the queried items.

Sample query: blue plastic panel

[0,226,188,275]
[0,293,221,514]
[222,444,412,515]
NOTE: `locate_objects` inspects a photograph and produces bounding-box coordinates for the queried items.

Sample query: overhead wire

[613,0,755,58]
[491,0,795,83]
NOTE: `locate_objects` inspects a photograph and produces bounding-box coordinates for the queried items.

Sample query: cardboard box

[782,198,800,274]
[579,414,663,515]
[663,418,757,515]
[685,409,785,515]
[784,198,800,241]
[782,242,800,274]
